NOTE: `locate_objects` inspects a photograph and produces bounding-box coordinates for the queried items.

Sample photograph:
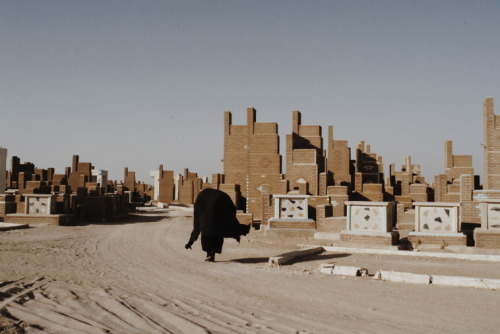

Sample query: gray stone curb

[319,264,369,277]
[268,246,324,267]
[273,246,500,290]
[374,270,431,284]
[322,246,500,262]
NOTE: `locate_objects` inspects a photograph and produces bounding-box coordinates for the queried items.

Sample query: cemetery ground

[1,208,500,333]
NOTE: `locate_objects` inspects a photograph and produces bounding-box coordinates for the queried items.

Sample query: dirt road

[1,209,499,333]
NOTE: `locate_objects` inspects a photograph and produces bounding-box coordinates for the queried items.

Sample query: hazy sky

[2,0,500,183]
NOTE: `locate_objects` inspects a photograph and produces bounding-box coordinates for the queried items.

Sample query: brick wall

[340,233,399,246]
[316,204,346,232]
[4,214,73,226]
[474,230,500,249]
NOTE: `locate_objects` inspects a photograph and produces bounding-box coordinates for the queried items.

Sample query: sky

[2,0,500,184]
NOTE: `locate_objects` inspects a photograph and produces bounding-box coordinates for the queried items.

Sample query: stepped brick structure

[223,108,282,219]
[327,126,352,189]
[178,168,203,205]
[353,142,385,201]
[286,111,325,195]
[150,165,175,204]
[68,155,92,192]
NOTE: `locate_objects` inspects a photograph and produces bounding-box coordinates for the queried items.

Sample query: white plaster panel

[279,198,307,219]
[350,206,384,232]
[26,195,54,215]
[418,207,456,233]
[486,203,500,230]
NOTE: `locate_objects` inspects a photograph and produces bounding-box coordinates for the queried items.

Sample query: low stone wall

[316,216,346,232]
[474,230,500,249]
[4,214,73,226]
[340,232,399,246]
[407,233,467,247]
[268,219,316,229]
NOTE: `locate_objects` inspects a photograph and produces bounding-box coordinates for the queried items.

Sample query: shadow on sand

[231,252,352,265]
[67,213,171,227]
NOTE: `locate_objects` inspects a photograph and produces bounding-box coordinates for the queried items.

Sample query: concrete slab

[0,222,29,231]
[318,264,369,277]
[323,246,500,262]
[268,246,324,267]
[314,232,340,241]
[374,270,431,285]
[431,275,500,290]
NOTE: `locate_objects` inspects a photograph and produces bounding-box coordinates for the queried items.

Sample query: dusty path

[1,210,500,333]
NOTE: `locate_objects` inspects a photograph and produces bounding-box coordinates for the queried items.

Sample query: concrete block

[268,246,324,267]
[332,265,369,277]
[319,263,334,275]
[431,275,500,289]
[318,264,368,276]
[0,222,29,231]
[374,270,431,285]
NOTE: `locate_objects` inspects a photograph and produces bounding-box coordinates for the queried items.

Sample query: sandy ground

[1,208,500,334]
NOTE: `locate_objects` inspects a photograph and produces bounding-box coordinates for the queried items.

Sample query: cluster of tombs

[0,151,212,225]
[149,97,500,249]
[2,97,500,249]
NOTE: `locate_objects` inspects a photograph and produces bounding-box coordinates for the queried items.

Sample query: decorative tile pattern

[419,207,454,232]
[350,206,383,231]
[279,198,306,219]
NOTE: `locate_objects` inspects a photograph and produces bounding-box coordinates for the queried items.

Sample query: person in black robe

[185,188,250,262]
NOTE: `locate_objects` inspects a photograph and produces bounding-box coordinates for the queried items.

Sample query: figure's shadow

[231,257,269,264]
[285,252,351,265]
[231,253,351,265]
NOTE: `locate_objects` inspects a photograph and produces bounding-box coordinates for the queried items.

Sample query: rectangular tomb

[408,202,466,247]
[267,194,316,237]
[24,194,56,215]
[340,201,399,246]
[474,199,500,248]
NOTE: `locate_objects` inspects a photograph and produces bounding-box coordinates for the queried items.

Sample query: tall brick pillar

[0,148,6,194]
[483,97,500,190]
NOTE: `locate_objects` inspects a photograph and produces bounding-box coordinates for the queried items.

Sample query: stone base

[268,219,315,229]
[265,228,316,238]
[408,232,467,248]
[396,221,415,231]
[316,216,346,233]
[474,229,500,249]
[339,231,400,246]
[265,219,316,237]
[4,214,74,226]
[0,201,16,218]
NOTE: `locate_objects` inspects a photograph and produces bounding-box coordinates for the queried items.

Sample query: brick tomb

[267,194,315,237]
